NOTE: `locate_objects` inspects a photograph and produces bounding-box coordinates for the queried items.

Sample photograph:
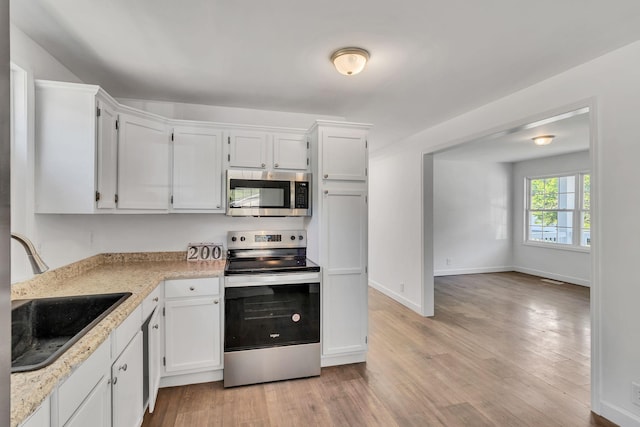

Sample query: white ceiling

[10,1,640,151]
[435,108,590,163]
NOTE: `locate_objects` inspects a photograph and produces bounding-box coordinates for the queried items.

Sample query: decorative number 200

[186,243,223,261]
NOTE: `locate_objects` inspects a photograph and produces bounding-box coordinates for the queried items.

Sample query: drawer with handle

[165,277,220,298]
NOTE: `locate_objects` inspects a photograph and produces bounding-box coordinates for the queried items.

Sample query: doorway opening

[422,105,596,409]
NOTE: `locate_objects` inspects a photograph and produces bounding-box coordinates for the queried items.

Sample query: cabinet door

[64,376,111,427]
[322,189,368,355]
[19,396,50,427]
[148,307,162,413]
[112,331,144,427]
[95,98,118,209]
[164,297,221,372]
[117,113,169,210]
[273,133,308,170]
[321,130,367,181]
[228,130,268,169]
[172,126,224,210]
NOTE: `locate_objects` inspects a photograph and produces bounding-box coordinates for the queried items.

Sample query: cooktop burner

[224,230,320,276]
[224,257,320,275]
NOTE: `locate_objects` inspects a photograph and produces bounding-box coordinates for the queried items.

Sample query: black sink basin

[11,292,131,373]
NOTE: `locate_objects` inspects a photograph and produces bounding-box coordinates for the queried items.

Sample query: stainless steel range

[223,230,321,388]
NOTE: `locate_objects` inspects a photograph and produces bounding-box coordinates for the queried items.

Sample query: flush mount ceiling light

[532,135,555,146]
[331,47,370,76]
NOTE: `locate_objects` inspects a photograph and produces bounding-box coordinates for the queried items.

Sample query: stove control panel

[227,230,307,249]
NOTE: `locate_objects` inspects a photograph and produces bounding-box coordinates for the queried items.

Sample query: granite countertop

[10,252,226,427]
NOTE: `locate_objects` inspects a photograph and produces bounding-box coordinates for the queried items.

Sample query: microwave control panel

[294,182,309,209]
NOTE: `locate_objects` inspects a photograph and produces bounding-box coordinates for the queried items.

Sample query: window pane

[557,211,573,227]
[530,179,545,209]
[581,211,591,247]
[557,227,573,245]
[529,224,544,241]
[541,226,557,243]
[543,211,557,226]
[557,176,575,209]
[529,211,544,226]
[583,174,590,210]
[543,178,558,209]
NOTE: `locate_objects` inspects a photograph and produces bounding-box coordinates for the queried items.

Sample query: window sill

[522,241,591,253]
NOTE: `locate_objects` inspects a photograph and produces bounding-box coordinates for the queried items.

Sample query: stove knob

[290,235,296,241]
[231,236,237,242]
[298,235,304,240]
[240,236,246,242]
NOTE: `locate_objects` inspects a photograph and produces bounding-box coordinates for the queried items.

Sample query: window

[526,173,590,248]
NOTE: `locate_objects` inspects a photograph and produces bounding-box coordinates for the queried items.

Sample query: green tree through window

[527,173,589,247]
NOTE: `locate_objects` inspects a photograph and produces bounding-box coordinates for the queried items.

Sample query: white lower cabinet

[18,396,50,427]
[164,278,222,374]
[54,305,145,427]
[111,330,144,427]
[57,337,112,427]
[64,375,111,427]
[321,189,368,356]
[147,305,162,413]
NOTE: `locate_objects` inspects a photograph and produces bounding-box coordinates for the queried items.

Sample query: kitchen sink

[11,292,132,373]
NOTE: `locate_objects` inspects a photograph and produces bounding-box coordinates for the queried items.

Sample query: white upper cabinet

[227,129,309,171]
[117,110,170,210]
[96,98,119,209]
[171,124,224,211]
[227,130,269,169]
[321,128,368,181]
[34,80,119,213]
[273,133,309,170]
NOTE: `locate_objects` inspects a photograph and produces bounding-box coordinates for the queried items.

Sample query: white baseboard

[434,266,512,277]
[513,266,591,287]
[321,351,366,367]
[159,369,223,388]
[368,279,423,314]
[600,400,640,427]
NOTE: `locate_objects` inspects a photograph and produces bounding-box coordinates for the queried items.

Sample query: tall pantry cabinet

[306,120,371,367]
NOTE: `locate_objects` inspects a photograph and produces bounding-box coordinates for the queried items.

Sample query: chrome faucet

[11,232,49,274]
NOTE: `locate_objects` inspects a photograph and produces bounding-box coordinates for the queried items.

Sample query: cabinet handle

[153,324,159,329]
[324,190,329,195]
[113,377,118,385]
[324,174,328,179]
[274,163,279,168]
[153,297,159,302]
[189,286,195,291]
[214,299,219,304]
[119,363,128,371]
[261,163,266,168]
[216,205,221,209]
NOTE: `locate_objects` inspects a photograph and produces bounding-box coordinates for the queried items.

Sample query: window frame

[524,171,590,252]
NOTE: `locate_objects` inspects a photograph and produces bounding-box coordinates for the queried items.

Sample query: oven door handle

[225,272,321,287]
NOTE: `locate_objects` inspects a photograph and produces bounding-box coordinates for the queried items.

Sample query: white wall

[10,24,82,83]
[433,160,512,276]
[368,149,425,313]
[35,214,305,270]
[512,151,591,286]
[369,40,640,425]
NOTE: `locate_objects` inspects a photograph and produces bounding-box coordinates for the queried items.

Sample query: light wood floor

[142,272,616,427]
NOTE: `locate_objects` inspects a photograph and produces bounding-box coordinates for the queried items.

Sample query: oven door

[224,282,320,352]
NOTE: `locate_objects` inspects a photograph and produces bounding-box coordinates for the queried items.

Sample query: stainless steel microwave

[226,170,311,217]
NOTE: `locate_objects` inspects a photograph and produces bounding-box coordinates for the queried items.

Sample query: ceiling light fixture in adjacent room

[532,135,555,146]
[331,47,370,76]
